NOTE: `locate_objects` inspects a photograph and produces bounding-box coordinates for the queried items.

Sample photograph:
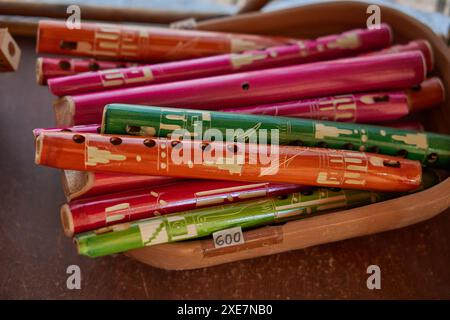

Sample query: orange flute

[36,20,293,62]
[35,132,422,192]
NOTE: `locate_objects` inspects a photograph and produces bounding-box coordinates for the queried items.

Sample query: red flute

[36,57,141,85]
[61,180,304,236]
[361,40,434,72]
[36,20,292,62]
[35,132,422,192]
[54,51,426,126]
[47,25,392,96]
[221,77,444,123]
[61,170,179,202]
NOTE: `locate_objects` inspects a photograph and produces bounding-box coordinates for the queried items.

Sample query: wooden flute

[47,25,392,96]
[33,123,101,137]
[221,78,444,122]
[47,36,436,99]
[61,180,305,236]
[74,168,444,258]
[61,170,179,202]
[62,123,422,203]
[34,120,426,139]
[101,104,450,168]
[36,57,141,85]
[37,118,425,201]
[34,78,441,137]
[36,20,292,62]
[34,131,422,192]
[361,39,434,72]
[75,189,387,257]
[53,51,426,126]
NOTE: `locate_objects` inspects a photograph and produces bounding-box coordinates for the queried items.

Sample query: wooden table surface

[1,38,449,300]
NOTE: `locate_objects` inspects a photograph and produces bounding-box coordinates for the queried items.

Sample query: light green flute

[75,169,444,258]
[75,188,390,258]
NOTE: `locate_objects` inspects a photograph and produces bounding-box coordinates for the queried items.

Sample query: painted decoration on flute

[36,20,293,62]
[36,57,141,85]
[73,168,446,258]
[61,180,305,236]
[47,25,392,96]
[221,78,445,122]
[53,51,426,126]
[101,104,450,168]
[74,189,385,257]
[34,131,422,192]
[34,77,443,137]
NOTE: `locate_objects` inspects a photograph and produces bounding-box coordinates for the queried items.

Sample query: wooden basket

[126,1,450,270]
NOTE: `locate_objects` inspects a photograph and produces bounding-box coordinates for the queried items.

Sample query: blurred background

[0,0,449,41]
[1,0,449,15]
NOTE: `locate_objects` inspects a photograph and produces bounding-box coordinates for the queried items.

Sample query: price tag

[212,227,245,248]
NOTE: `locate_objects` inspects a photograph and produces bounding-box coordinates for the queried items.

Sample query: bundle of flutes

[33,21,449,259]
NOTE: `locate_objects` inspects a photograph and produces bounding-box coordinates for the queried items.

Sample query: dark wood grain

[0,38,449,300]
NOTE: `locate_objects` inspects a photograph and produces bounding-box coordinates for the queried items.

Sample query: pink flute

[60,180,304,236]
[47,25,392,96]
[62,170,179,202]
[54,51,426,126]
[221,77,444,123]
[36,57,141,85]
[360,40,434,72]
[39,77,442,135]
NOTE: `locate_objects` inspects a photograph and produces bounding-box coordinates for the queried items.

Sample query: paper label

[212,227,245,248]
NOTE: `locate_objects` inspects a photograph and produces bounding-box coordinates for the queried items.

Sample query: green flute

[75,169,444,258]
[76,169,445,258]
[76,188,386,257]
[101,104,450,168]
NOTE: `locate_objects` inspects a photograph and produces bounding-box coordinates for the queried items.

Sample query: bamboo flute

[61,180,305,236]
[35,120,426,139]
[34,77,442,138]
[75,167,445,258]
[61,170,179,202]
[53,51,426,126]
[101,104,450,168]
[221,78,444,122]
[361,39,434,72]
[36,20,293,62]
[47,25,392,96]
[43,119,427,202]
[34,131,422,192]
[36,57,141,85]
[75,189,387,257]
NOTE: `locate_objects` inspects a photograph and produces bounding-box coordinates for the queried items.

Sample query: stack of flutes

[33,20,450,258]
